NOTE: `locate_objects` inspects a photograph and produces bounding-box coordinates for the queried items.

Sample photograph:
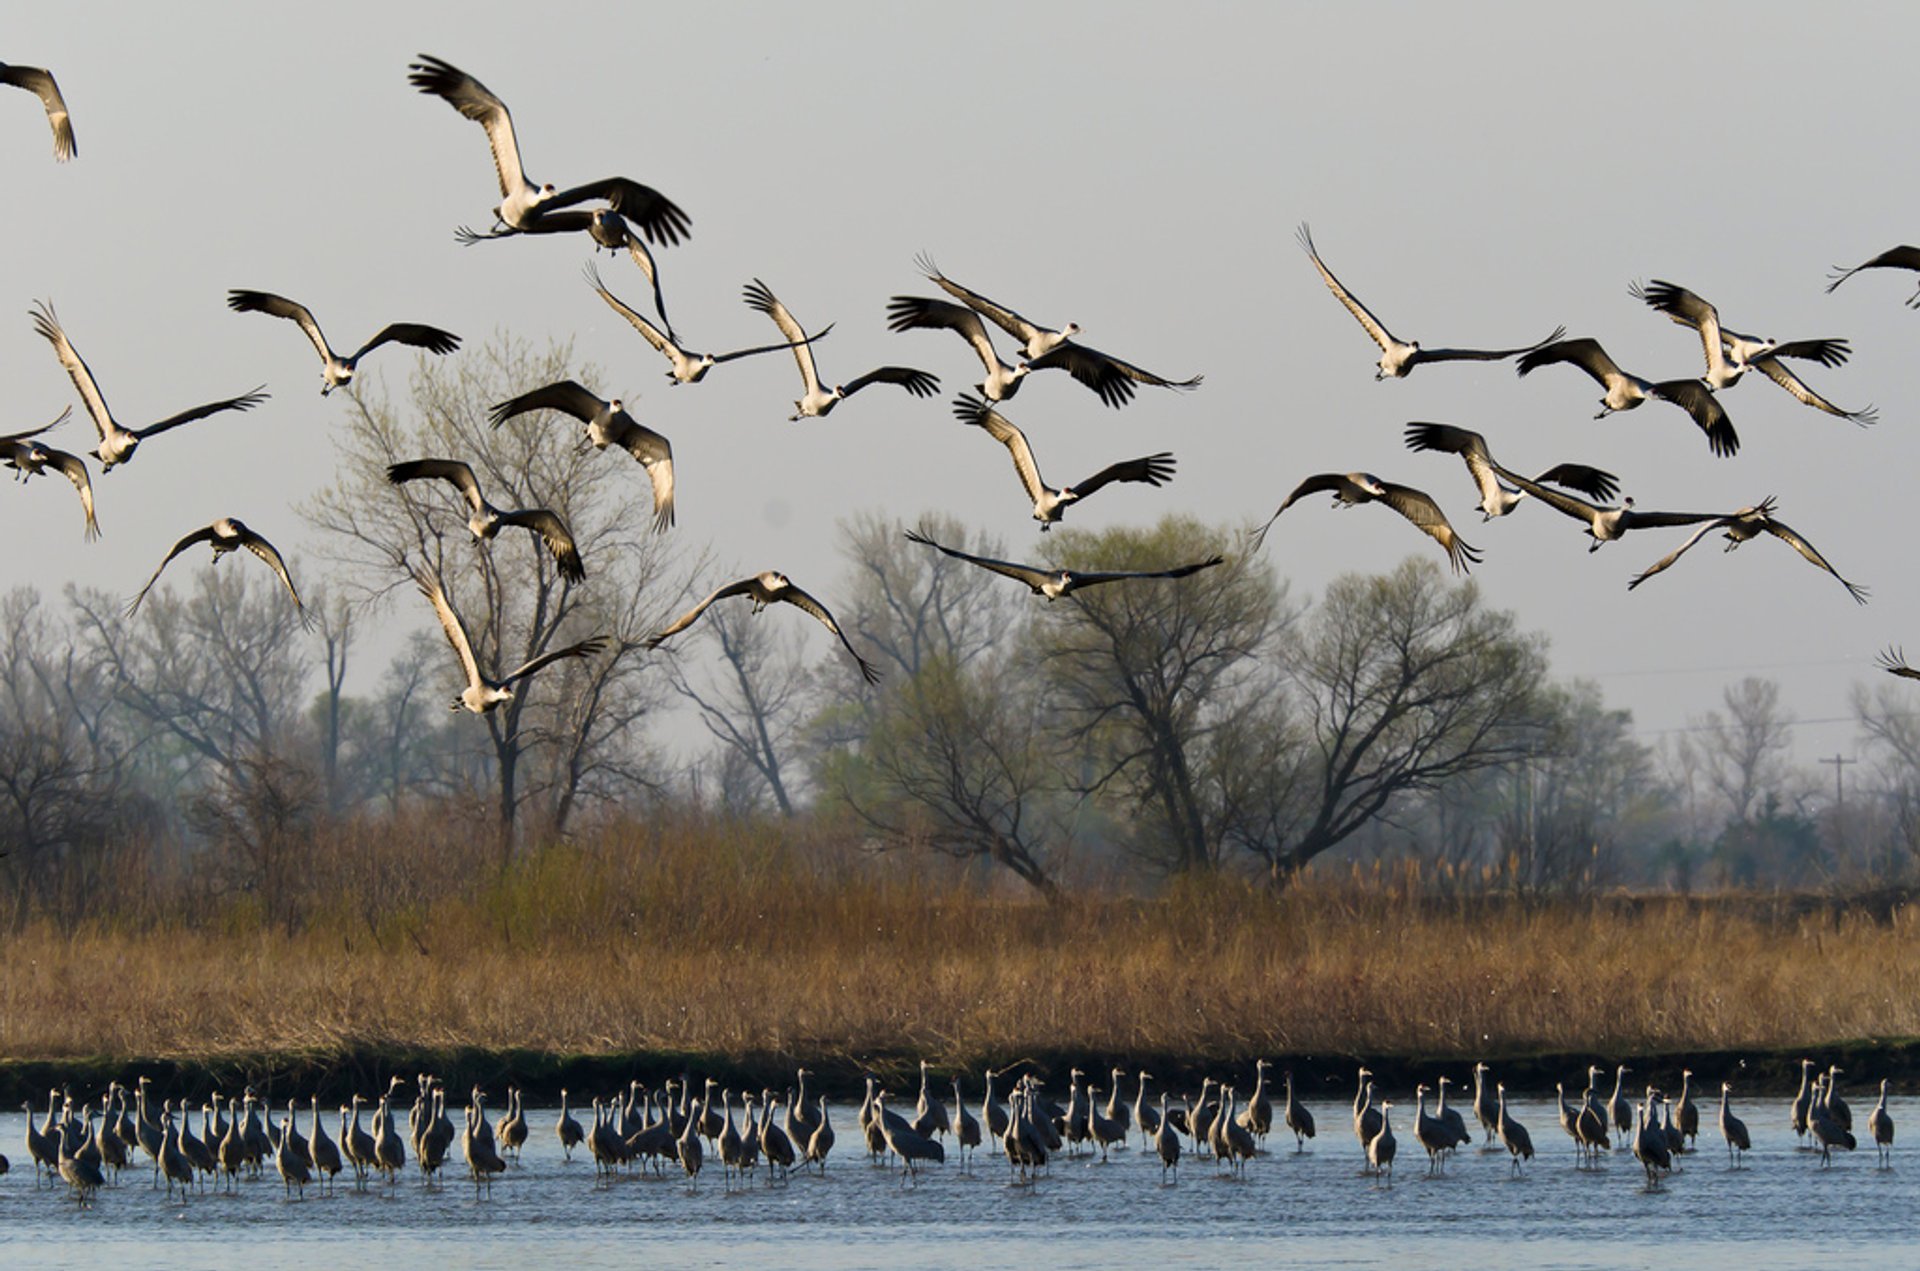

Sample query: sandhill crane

[1517,336,1739,457]
[0,422,98,541]
[585,262,821,386]
[278,1099,311,1176]
[1152,1093,1182,1182]
[1433,1077,1471,1154]
[555,1089,584,1161]
[1298,224,1561,379]
[1827,1067,1854,1133]
[980,1069,1013,1143]
[1809,1076,1856,1166]
[952,392,1175,533]
[903,527,1223,600]
[1556,1083,1585,1167]
[785,1070,820,1148]
[1061,1068,1091,1156]
[1256,471,1480,573]
[1367,1101,1397,1181]
[759,1091,797,1183]
[497,1087,529,1162]
[420,1087,453,1183]
[1870,1079,1894,1168]
[226,290,458,396]
[951,1078,981,1169]
[715,1089,749,1188]
[1827,245,1920,305]
[912,1061,951,1140]
[31,301,267,471]
[1491,466,1731,553]
[1470,1063,1498,1146]
[159,1110,195,1199]
[1629,279,1752,390]
[308,1097,340,1193]
[1283,1071,1315,1152]
[1495,1084,1532,1172]
[180,1104,215,1185]
[1353,1070,1382,1153]
[274,1115,312,1198]
[21,1098,54,1184]
[1576,1079,1611,1159]
[462,1095,507,1195]
[1236,1062,1274,1146]
[411,566,606,714]
[908,254,1201,408]
[1790,1058,1816,1145]
[1217,1085,1258,1176]
[887,295,1030,402]
[1002,1086,1050,1183]
[459,206,675,337]
[1402,421,1618,522]
[1131,1072,1157,1140]
[1627,498,1868,603]
[1660,1096,1686,1163]
[1412,1085,1451,1174]
[1719,1082,1751,1168]
[1088,1090,1129,1163]
[1,62,73,160]
[742,279,938,420]
[1188,1078,1219,1155]
[875,1092,945,1181]
[675,1104,705,1189]
[805,1096,834,1172]
[1605,1065,1633,1144]
[407,54,689,244]
[1672,1070,1699,1151]
[1632,1094,1672,1189]
[646,570,878,684]
[372,1093,406,1185]
[124,518,303,621]
[55,1119,102,1207]
[218,1098,247,1192]
[488,380,673,531]
[342,1097,374,1188]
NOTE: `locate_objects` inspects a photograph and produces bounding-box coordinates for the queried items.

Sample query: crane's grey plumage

[457,206,675,339]
[586,263,825,385]
[0,63,74,161]
[1870,1079,1894,1168]
[1747,352,1878,426]
[1255,471,1481,573]
[488,379,673,531]
[32,301,267,472]
[1495,1084,1532,1171]
[953,392,1173,529]
[227,290,459,396]
[1631,284,1877,422]
[1491,466,1729,552]
[645,570,880,685]
[413,567,606,714]
[743,279,938,419]
[407,54,689,245]
[126,518,303,620]
[1627,498,1867,603]
[1517,336,1740,458]
[1827,245,1920,305]
[903,528,1223,600]
[913,253,1199,408]
[1629,279,1748,389]
[1299,224,1562,379]
[1719,1082,1751,1168]
[386,458,584,582]
[1403,421,1618,520]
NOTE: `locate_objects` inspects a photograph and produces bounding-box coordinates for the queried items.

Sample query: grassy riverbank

[4,814,1917,1100]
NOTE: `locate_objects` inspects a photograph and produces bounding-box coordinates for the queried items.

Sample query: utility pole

[1820,752,1857,873]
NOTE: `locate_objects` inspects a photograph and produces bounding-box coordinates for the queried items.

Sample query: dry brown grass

[4,814,1918,1068]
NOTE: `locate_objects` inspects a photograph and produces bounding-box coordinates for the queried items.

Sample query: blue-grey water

[0,1097,1907,1269]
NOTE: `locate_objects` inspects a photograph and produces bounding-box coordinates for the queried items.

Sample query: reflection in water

[0,1097,1911,1270]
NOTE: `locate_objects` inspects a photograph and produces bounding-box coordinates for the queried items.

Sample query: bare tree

[1681,677,1797,827]
[1255,557,1552,886]
[661,599,810,815]
[836,510,1022,680]
[835,653,1063,897]
[305,335,685,853]
[1032,516,1288,874]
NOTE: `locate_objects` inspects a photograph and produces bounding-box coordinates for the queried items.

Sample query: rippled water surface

[0,1097,1910,1269]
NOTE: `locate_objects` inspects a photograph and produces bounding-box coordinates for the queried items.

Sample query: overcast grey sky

[3,1,1913,773]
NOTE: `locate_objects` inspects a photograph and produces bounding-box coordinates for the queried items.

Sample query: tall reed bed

[2,813,1915,1065]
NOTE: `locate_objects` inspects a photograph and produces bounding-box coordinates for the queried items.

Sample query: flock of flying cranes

[7,52,1920,707]
[5,1058,1897,1205]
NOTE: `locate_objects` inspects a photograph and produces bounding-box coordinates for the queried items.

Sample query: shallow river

[0,1096,1909,1269]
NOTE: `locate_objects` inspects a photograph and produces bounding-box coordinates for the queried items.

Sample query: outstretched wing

[1763,518,1869,604]
[132,387,270,440]
[1626,518,1727,591]
[1065,556,1227,591]
[42,447,98,540]
[1751,357,1877,426]
[775,583,881,685]
[1531,462,1619,505]
[0,63,74,160]
[235,524,305,615]
[543,177,691,247]
[902,528,1054,590]
[387,457,485,513]
[886,296,1004,373]
[408,54,527,200]
[489,379,606,428]
[1375,480,1482,574]
[1252,472,1362,551]
[917,252,1048,347]
[646,578,760,647]
[352,322,462,362]
[0,403,71,448]
[1878,647,1920,681]
[1826,246,1920,295]
[954,392,1046,504]
[608,417,675,532]
[1764,338,1850,369]
[840,366,939,399]
[1026,342,1202,409]
[1404,421,1502,508]
[497,507,585,583]
[227,290,335,364]
[586,261,673,356]
[501,635,608,687]
[1297,223,1399,352]
[710,323,833,366]
[1515,337,1625,387]
[31,301,115,441]
[1650,379,1739,458]
[1630,280,1727,375]
[742,278,821,396]
[414,567,483,693]
[125,525,219,617]
[1413,326,1567,365]
[1071,452,1176,498]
